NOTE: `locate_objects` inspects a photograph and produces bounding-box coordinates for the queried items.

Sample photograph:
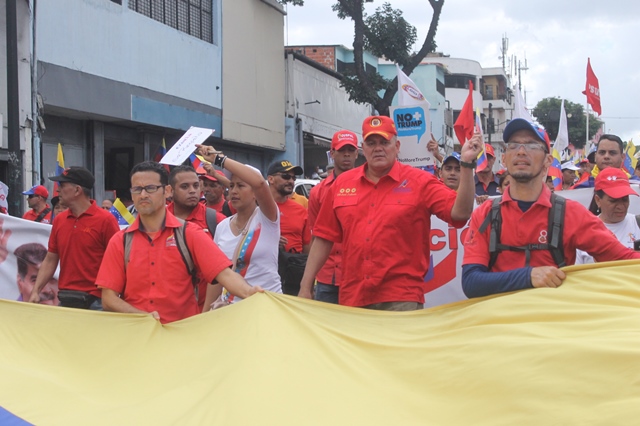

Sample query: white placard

[160,127,214,166]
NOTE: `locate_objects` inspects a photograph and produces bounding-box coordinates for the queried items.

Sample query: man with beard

[267,160,310,254]
[462,118,640,298]
[306,129,358,303]
[166,165,225,311]
[97,161,260,323]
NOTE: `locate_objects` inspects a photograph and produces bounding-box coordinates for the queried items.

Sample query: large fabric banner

[1,260,640,425]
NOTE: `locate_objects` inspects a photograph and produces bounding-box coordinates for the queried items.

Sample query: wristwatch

[460,159,477,169]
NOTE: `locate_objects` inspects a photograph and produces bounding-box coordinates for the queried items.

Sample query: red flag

[582,58,601,115]
[453,80,474,145]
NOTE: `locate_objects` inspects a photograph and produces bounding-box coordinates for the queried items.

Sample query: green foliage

[340,69,392,105]
[532,97,603,149]
[364,3,417,68]
[278,0,305,5]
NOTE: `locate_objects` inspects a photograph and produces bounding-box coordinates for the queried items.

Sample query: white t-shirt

[214,207,282,302]
[575,213,640,264]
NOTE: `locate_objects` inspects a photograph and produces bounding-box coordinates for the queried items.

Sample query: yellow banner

[2,260,640,425]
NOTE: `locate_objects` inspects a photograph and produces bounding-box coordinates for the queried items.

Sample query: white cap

[561,161,580,171]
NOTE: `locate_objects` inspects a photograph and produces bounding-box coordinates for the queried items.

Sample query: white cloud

[285,0,640,140]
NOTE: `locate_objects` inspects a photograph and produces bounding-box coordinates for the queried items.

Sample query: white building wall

[286,55,371,144]
[222,0,285,150]
[37,0,222,109]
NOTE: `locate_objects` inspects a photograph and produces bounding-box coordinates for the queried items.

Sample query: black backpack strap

[478,197,502,271]
[174,219,199,301]
[547,193,566,268]
[222,201,232,217]
[205,208,218,238]
[35,207,52,222]
[635,214,640,229]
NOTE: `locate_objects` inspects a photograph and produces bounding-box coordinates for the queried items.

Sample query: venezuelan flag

[153,139,170,173]
[109,198,135,226]
[623,140,637,176]
[189,153,202,170]
[550,148,564,190]
[54,143,65,192]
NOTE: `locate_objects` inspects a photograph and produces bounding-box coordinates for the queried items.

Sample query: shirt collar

[502,183,553,208]
[360,160,402,183]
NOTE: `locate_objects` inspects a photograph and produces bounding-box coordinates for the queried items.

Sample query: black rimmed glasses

[130,185,165,194]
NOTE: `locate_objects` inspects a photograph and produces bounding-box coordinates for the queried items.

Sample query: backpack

[478,193,566,271]
[123,217,204,301]
[203,207,218,238]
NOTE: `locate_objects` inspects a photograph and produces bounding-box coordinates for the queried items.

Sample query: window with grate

[129,0,213,43]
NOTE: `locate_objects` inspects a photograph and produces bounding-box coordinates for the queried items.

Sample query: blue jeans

[314,282,339,304]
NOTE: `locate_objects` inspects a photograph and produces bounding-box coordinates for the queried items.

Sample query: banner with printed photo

[0,215,59,305]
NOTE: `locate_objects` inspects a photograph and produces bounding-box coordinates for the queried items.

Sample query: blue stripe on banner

[0,406,33,425]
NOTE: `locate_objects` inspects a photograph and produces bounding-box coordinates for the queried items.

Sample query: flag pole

[585,102,590,151]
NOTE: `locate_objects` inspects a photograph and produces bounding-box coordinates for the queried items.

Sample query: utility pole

[6,0,23,216]
[518,57,529,91]
[499,34,509,74]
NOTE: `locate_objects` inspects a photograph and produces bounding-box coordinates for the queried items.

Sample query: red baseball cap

[595,168,638,199]
[484,144,495,158]
[22,185,49,198]
[332,130,358,150]
[199,174,218,183]
[362,116,397,141]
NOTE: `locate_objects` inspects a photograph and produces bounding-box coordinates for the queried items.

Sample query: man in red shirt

[299,116,482,311]
[30,167,119,309]
[307,129,359,303]
[166,165,225,311]
[267,160,311,254]
[22,185,52,224]
[97,161,260,324]
[462,118,640,298]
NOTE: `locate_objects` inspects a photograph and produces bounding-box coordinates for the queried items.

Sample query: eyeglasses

[506,142,548,153]
[130,184,165,194]
[277,173,296,181]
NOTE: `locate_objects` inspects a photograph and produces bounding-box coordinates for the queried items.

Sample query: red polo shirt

[96,211,232,324]
[166,201,226,311]
[278,199,311,253]
[23,205,53,224]
[463,185,640,270]
[314,161,465,307]
[166,202,225,235]
[308,172,343,285]
[48,200,119,296]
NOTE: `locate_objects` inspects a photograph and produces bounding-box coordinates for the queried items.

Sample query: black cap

[49,167,95,189]
[267,160,303,176]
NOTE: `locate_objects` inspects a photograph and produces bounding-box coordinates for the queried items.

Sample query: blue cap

[503,118,550,152]
[442,151,461,164]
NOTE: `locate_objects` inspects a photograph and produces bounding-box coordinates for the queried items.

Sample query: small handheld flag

[109,198,135,226]
[54,143,65,192]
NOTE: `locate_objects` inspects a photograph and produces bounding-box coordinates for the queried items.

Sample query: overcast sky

[284,0,640,142]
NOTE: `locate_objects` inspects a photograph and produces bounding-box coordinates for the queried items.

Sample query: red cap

[332,130,358,150]
[484,144,495,158]
[199,174,218,182]
[22,185,49,198]
[362,116,397,141]
[595,168,638,199]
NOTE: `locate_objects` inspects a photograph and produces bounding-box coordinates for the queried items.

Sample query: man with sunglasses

[462,118,640,298]
[30,167,119,309]
[267,160,311,254]
[22,185,52,224]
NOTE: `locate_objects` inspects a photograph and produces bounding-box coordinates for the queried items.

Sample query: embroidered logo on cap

[370,118,381,127]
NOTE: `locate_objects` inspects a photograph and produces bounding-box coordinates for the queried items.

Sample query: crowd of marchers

[8,116,640,323]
